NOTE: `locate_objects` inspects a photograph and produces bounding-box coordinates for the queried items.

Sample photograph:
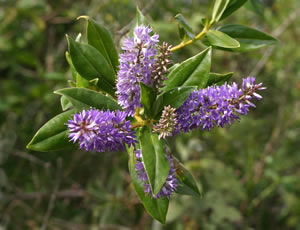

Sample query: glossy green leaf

[206,72,233,86]
[67,36,115,95]
[206,30,240,48]
[164,47,211,92]
[127,146,169,224]
[60,95,73,111]
[26,110,75,152]
[139,127,170,195]
[219,0,248,21]
[79,16,119,73]
[153,86,195,117]
[173,157,201,197]
[55,88,121,111]
[218,24,277,51]
[175,14,195,40]
[168,63,180,73]
[140,82,156,118]
[211,0,230,23]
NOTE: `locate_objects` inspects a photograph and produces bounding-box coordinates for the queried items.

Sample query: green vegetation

[0,0,299,229]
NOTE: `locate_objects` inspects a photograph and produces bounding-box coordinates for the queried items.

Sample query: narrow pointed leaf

[206,30,240,48]
[26,110,75,152]
[55,88,121,111]
[153,86,195,118]
[79,17,119,73]
[67,36,115,95]
[173,157,201,197]
[246,0,264,16]
[218,24,277,51]
[212,0,230,23]
[164,47,211,92]
[140,82,156,118]
[139,127,170,195]
[128,146,169,224]
[60,95,73,111]
[76,73,90,88]
[136,6,149,26]
[130,7,150,36]
[219,0,248,21]
[175,14,195,40]
[65,51,77,80]
[207,72,233,86]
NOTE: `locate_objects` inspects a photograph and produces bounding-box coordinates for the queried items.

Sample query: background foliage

[0,0,299,229]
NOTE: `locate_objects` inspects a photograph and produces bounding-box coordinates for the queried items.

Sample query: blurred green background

[0,0,299,229]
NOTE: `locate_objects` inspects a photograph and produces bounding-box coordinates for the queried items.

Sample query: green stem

[170,21,213,52]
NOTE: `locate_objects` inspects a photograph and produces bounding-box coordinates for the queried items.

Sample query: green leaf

[175,14,195,40]
[206,30,240,48]
[219,0,248,21]
[164,47,211,92]
[67,36,115,95]
[140,82,156,118]
[65,51,76,80]
[246,0,264,16]
[218,24,277,51]
[130,7,150,36]
[55,88,121,111]
[65,51,89,87]
[211,0,230,23]
[153,86,195,118]
[168,63,180,73]
[207,72,233,86]
[139,127,170,195]
[128,146,169,224]
[26,110,75,152]
[60,95,73,111]
[173,157,201,197]
[136,6,149,26]
[76,73,90,88]
[79,16,119,73]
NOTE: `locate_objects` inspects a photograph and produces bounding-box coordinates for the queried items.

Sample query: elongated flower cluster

[116,26,159,116]
[152,42,172,91]
[176,77,266,132]
[135,150,178,199]
[153,105,178,139]
[67,109,137,152]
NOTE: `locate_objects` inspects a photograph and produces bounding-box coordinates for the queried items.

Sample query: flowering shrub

[27,1,276,223]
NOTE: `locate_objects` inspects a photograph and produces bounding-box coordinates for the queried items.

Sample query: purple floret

[67,109,137,152]
[176,77,266,133]
[135,150,178,199]
[116,25,159,116]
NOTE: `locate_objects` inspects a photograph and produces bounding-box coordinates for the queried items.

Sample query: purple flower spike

[67,109,137,152]
[176,77,265,133]
[135,149,178,199]
[116,25,159,116]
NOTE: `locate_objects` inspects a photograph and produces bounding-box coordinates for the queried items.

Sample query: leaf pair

[128,131,201,224]
[212,0,248,23]
[67,17,119,96]
[27,88,120,152]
